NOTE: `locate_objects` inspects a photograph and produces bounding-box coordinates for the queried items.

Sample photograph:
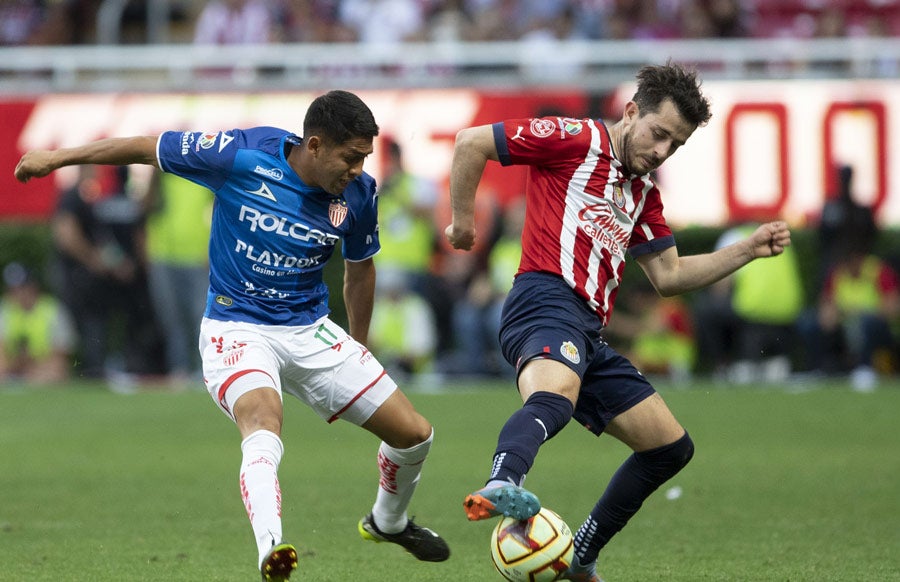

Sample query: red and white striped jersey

[493,117,676,326]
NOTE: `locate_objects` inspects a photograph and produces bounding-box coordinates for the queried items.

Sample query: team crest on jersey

[329,199,348,227]
[530,118,556,138]
[560,341,581,364]
[613,183,626,208]
[562,118,583,135]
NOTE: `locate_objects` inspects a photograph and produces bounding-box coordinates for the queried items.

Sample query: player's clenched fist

[14,151,57,183]
[752,220,791,258]
[445,223,476,251]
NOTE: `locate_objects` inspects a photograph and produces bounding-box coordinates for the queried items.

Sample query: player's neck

[607,121,624,160]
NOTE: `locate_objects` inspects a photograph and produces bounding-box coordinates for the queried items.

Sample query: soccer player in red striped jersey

[446,62,791,582]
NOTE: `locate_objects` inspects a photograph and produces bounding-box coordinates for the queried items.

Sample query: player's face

[313,136,374,195]
[620,98,696,176]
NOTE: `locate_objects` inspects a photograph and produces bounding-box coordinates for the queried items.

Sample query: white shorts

[199,316,397,426]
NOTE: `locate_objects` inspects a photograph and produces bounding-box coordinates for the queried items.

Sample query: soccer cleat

[561,556,605,582]
[358,513,450,562]
[260,542,298,582]
[463,483,541,521]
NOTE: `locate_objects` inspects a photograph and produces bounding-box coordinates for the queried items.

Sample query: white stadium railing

[1,37,899,94]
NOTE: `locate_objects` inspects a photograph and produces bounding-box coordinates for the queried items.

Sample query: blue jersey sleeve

[342,179,380,262]
[157,130,238,191]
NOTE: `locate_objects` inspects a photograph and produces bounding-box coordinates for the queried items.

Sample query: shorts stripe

[327,369,387,423]
[218,368,275,416]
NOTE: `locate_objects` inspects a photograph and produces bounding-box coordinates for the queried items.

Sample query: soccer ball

[490,507,575,581]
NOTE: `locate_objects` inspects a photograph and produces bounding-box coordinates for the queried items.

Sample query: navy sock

[573,431,695,565]
[488,391,574,485]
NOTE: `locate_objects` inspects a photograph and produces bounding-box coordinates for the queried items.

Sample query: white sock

[240,429,284,568]
[371,428,434,534]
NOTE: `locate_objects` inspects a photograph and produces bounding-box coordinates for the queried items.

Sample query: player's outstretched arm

[14,136,160,183]
[637,221,792,297]
[445,125,498,251]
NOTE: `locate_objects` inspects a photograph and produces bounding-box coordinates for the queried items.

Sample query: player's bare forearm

[343,258,376,345]
[639,221,792,296]
[14,136,160,183]
[446,126,497,251]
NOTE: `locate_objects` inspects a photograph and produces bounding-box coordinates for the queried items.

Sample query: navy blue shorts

[499,272,656,435]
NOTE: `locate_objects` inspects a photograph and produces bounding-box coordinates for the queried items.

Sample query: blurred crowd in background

[2,140,899,393]
[2,0,900,392]
[1,0,899,47]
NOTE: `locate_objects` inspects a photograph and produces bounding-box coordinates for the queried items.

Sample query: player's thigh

[361,389,432,449]
[199,318,283,425]
[281,317,398,427]
[518,358,581,406]
[604,392,685,452]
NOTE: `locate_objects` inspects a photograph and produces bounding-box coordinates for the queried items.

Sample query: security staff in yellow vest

[0,262,77,384]
[798,252,900,391]
[693,224,804,383]
[373,139,450,361]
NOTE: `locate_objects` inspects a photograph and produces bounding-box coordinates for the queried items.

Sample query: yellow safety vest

[1,296,59,359]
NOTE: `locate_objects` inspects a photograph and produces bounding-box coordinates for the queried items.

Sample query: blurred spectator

[373,138,453,365]
[193,0,274,44]
[816,165,877,289]
[798,164,896,391]
[423,0,475,43]
[274,0,353,43]
[51,165,163,382]
[0,262,77,384]
[369,268,437,380]
[605,281,696,383]
[693,224,805,383]
[797,252,899,391]
[143,170,213,385]
[704,0,748,38]
[338,0,425,43]
[0,0,46,45]
[450,198,524,377]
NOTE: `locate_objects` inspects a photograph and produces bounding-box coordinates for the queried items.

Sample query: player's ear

[623,101,640,123]
[305,135,322,156]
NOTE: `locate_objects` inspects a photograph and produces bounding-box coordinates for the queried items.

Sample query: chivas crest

[613,184,626,208]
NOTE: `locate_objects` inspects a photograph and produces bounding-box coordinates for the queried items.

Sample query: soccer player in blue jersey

[14,90,449,581]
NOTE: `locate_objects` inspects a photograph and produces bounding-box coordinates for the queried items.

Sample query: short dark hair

[632,61,712,127]
[303,90,380,144]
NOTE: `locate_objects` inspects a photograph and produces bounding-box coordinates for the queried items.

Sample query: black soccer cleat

[358,513,450,562]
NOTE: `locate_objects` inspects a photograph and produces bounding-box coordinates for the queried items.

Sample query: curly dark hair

[632,61,712,127]
[303,90,380,145]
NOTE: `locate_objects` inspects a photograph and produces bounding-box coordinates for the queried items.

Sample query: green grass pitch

[1,379,898,581]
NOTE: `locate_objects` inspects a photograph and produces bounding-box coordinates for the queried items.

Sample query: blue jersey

[156,127,380,326]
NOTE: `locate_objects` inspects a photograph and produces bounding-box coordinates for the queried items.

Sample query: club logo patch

[329,199,348,227]
[530,118,556,138]
[560,341,580,364]
[224,348,244,367]
[613,183,626,208]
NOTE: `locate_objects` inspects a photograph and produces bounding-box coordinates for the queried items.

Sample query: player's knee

[635,431,694,481]
[670,431,695,471]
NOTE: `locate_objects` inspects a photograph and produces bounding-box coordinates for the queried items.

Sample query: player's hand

[14,151,57,183]
[445,223,476,251]
[751,221,791,258]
